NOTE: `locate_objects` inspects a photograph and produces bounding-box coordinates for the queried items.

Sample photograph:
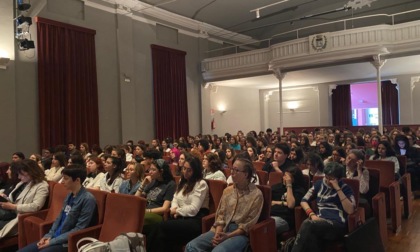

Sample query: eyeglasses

[231,168,246,173]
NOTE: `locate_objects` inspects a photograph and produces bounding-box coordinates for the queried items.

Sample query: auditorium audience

[119,162,144,195]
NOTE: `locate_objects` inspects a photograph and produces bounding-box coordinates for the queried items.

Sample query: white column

[272,69,286,135]
[371,55,386,134]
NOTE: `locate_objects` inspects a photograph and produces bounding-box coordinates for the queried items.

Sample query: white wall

[203,86,261,135]
[205,71,420,137]
[264,86,323,129]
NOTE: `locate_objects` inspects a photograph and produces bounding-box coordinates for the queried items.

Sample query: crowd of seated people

[1,125,420,250]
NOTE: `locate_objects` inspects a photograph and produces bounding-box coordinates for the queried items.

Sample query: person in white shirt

[99,156,124,193]
[45,152,66,182]
[147,155,209,251]
[202,153,226,181]
[83,156,105,189]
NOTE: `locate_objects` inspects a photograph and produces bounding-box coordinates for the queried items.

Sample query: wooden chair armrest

[20,209,49,220]
[249,218,277,252]
[347,207,365,232]
[389,181,402,233]
[67,225,103,252]
[401,173,413,218]
[40,221,55,237]
[18,212,45,248]
[201,213,216,233]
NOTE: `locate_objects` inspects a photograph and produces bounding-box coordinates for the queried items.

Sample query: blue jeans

[185,223,248,252]
[18,242,67,252]
[271,216,290,234]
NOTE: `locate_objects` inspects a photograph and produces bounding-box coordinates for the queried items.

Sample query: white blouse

[203,170,226,181]
[83,172,105,189]
[171,180,209,217]
[45,166,64,182]
[99,173,123,193]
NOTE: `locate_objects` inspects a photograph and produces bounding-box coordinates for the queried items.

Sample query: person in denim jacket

[20,164,98,252]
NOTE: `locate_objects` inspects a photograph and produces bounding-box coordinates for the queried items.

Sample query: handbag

[77,233,146,252]
[77,237,109,252]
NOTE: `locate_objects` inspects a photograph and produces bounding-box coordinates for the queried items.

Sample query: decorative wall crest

[309,33,330,54]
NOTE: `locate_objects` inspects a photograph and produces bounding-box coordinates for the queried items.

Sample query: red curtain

[151,45,189,140]
[36,17,99,149]
[381,80,399,125]
[332,84,352,127]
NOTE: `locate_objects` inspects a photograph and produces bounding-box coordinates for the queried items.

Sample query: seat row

[4,181,147,251]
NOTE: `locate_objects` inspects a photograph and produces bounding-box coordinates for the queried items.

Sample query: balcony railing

[205,8,420,58]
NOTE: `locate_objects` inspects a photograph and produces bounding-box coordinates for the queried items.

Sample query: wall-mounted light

[0,57,11,70]
[287,101,299,111]
[217,104,226,114]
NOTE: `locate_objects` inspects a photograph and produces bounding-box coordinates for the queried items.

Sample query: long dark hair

[106,156,123,185]
[285,166,306,189]
[14,159,46,184]
[177,156,203,196]
[152,159,174,184]
[373,141,396,159]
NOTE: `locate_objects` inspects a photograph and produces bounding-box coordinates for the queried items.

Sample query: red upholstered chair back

[366,168,381,203]
[341,178,360,206]
[256,185,272,222]
[268,171,283,186]
[256,170,268,185]
[98,193,147,242]
[45,183,68,222]
[205,179,227,214]
[87,189,108,224]
[253,161,265,171]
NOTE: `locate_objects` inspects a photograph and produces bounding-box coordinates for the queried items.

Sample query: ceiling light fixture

[250,0,289,19]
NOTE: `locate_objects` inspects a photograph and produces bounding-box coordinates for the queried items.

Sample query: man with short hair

[20,165,98,252]
[263,143,293,173]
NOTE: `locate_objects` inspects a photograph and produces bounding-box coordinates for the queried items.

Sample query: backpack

[77,232,146,252]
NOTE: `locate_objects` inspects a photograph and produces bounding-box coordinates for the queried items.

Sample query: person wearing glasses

[185,157,263,252]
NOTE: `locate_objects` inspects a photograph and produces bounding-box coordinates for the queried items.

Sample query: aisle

[387,195,420,252]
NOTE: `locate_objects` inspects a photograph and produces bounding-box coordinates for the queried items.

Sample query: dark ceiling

[141,0,420,41]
